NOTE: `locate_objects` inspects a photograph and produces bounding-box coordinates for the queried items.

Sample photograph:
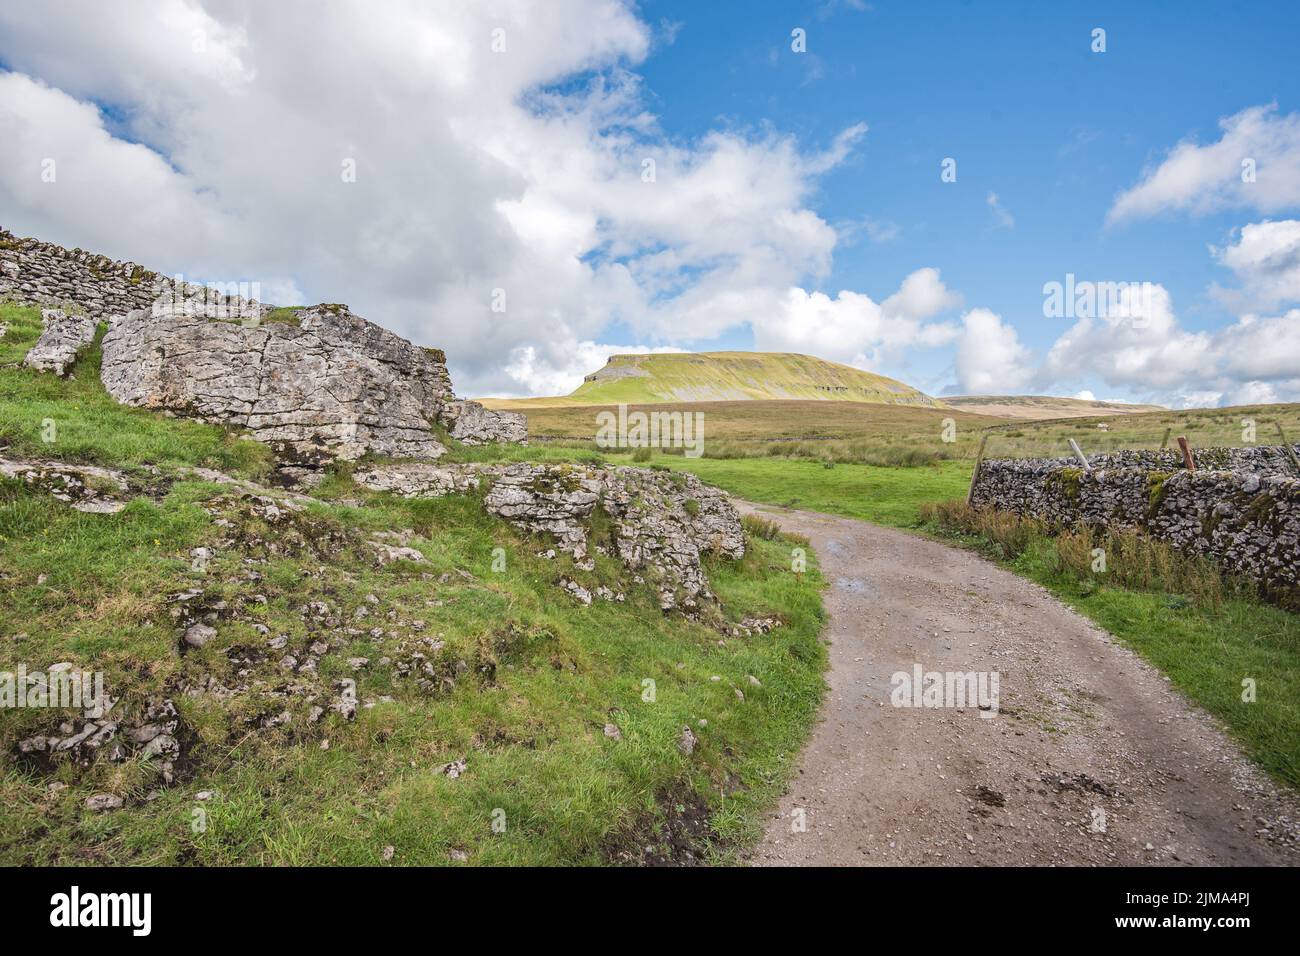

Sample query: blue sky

[1,1,1298,404]
[632,0,1300,397]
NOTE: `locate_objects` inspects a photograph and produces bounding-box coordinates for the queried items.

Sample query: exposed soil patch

[603,787,716,866]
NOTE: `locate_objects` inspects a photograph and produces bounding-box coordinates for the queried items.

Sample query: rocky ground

[743,501,1300,866]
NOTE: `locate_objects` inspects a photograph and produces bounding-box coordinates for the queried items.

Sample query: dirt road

[740,502,1299,866]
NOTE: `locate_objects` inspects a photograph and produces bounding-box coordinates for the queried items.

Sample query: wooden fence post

[1159,426,1172,450]
[966,433,990,505]
[1067,438,1091,471]
[1176,435,1195,472]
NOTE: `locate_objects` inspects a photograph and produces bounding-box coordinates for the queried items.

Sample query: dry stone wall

[970,447,1300,606]
[0,228,255,319]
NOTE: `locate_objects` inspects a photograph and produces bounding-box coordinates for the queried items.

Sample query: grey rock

[23,308,97,376]
[184,623,217,648]
[0,457,129,513]
[355,460,746,612]
[481,463,744,612]
[140,734,178,760]
[442,399,528,445]
[85,793,123,812]
[354,463,480,498]
[678,726,697,756]
[561,578,593,605]
[101,304,454,464]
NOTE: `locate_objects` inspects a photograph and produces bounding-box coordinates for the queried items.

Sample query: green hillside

[0,301,826,865]
[485,351,942,408]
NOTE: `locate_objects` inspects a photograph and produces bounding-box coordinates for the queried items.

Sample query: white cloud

[752,268,960,369]
[1042,284,1214,390]
[954,308,1034,395]
[1038,282,1300,406]
[1210,219,1300,311]
[0,0,870,396]
[881,267,962,321]
[1072,390,1096,401]
[985,191,1014,229]
[501,341,683,399]
[1108,104,1300,224]
[1214,310,1300,381]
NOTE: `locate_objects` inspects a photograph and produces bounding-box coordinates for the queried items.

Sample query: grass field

[0,301,828,865]
[659,455,973,528]
[506,397,1300,469]
[511,399,997,465]
[981,403,1300,460]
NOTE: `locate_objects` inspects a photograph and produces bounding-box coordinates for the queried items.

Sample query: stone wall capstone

[970,448,1300,607]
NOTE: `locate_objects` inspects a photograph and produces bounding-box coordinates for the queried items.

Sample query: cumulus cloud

[0,0,871,396]
[751,268,960,369]
[1041,284,1214,390]
[1038,282,1300,406]
[1108,104,1300,224]
[1210,219,1300,311]
[954,308,1034,395]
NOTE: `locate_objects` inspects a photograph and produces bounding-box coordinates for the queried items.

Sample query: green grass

[657,454,973,528]
[0,301,829,865]
[0,302,273,478]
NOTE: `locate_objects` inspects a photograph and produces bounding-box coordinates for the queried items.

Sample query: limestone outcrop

[352,462,482,498]
[23,309,97,376]
[101,303,455,463]
[4,227,529,460]
[355,462,746,612]
[442,399,528,445]
[98,302,530,463]
[0,457,130,513]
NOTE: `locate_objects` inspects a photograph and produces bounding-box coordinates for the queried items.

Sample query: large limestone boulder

[99,302,529,463]
[484,463,744,611]
[24,308,97,376]
[101,303,456,463]
[442,399,528,445]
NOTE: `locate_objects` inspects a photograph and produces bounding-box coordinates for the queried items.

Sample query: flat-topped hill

[484,351,942,408]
